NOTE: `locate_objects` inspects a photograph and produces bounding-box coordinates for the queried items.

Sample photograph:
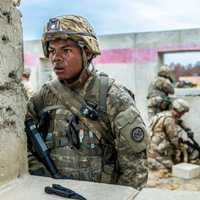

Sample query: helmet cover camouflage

[172,99,189,114]
[158,65,173,80]
[42,15,101,57]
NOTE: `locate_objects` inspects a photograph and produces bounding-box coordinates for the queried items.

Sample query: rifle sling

[48,79,107,141]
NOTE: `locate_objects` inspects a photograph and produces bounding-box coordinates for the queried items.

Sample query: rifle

[37,111,51,140]
[25,118,69,179]
[182,139,200,157]
[181,130,200,156]
[178,121,200,157]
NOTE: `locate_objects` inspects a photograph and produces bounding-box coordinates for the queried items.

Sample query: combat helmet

[158,65,173,82]
[172,99,189,114]
[42,15,100,59]
[23,67,31,76]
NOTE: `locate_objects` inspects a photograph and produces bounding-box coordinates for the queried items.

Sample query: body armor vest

[42,73,116,183]
[50,107,103,181]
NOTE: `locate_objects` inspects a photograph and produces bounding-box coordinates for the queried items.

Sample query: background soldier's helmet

[42,15,101,57]
[172,99,189,114]
[158,65,173,80]
[22,67,31,76]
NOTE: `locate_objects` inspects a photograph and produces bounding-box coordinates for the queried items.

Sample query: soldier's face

[48,39,82,81]
[172,110,183,119]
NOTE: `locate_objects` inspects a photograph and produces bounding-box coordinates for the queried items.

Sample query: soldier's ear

[84,48,93,60]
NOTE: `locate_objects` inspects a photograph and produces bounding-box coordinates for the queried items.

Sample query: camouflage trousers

[148,154,173,172]
[148,144,200,173]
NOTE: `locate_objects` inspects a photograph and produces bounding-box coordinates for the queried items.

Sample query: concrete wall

[24,28,200,142]
[0,0,27,186]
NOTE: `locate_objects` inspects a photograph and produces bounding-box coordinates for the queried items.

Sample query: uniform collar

[61,67,90,90]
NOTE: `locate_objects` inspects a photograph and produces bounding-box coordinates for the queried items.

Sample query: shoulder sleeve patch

[131,127,144,142]
[114,106,148,153]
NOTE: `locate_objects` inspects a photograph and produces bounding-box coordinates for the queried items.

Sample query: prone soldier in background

[25,15,148,189]
[147,65,174,121]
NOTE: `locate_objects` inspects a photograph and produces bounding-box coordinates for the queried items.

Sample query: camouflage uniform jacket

[147,76,174,120]
[26,70,148,189]
[22,80,34,99]
[148,111,179,171]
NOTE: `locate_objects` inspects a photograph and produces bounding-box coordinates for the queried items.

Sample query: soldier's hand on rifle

[186,129,194,139]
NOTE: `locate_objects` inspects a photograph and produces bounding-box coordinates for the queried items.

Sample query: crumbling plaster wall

[0,0,27,186]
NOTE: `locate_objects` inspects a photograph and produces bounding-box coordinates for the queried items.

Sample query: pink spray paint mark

[93,48,157,64]
[24,43,200,66]
[94,49,133,64]
[158,43,200,52]
[24,53,40,67]
[133,48,157,63]
[94,43,200,64]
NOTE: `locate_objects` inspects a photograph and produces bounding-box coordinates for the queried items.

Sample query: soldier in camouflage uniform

[147,65,174,121]
[26,15,148,189]
[148,99,194,173]
[21,67,34,99]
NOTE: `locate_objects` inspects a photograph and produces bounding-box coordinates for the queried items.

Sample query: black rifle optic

[25,119,68,179]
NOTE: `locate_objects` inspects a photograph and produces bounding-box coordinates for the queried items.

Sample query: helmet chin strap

[81,48,89,70]
[77,41,91,73]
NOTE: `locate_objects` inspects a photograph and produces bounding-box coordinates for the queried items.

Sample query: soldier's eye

[48,48,55,54]
[63,48,71,54]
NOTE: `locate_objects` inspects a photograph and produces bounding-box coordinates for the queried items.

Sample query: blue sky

[20,0,200,40]
[164,52,200,66]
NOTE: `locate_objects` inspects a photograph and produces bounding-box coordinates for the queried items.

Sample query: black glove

[185,128,194,139]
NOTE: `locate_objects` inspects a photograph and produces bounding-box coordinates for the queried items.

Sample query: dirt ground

[147,170,200,191]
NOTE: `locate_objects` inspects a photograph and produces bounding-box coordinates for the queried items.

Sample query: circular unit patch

[131,127,144,142]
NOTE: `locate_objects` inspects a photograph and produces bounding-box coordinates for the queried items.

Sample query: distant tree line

[169,62,200,81]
